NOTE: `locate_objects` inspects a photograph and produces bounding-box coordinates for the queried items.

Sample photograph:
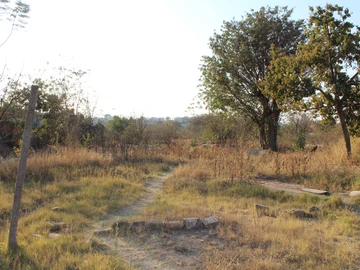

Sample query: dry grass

[2,136,360,269]
[142,139,360,269]
[0,147,174,269]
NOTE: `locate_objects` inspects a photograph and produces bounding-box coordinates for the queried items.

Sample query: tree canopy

[267,4,360,156]
[198,6,304,151]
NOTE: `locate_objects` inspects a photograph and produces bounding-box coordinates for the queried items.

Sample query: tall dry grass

[0,146,175,269]
[142,138,360,269]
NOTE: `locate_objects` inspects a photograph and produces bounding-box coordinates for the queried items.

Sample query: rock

[166,220,184,230]
[309,206,320,212]
[202,216,219,229]
[255,204,270,216]
[48,233,61,238]
[184,218,203,230]
[291,209,313,219]
[51,206,61,211]
[208,229,218,237]
[291,209,305,218]
[147,220,166,231]
[301,188,330,196]
[349,191,360,197]
[47,221,67,232]
[246,149,270,156]
[174,245,189,253]
[112,220,130,232]
[93,229,112,236]
[130,221,146,234]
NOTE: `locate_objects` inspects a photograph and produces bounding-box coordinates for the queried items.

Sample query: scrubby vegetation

[1,124,360,269]
[143,138,360,269]
[0,148,175,269]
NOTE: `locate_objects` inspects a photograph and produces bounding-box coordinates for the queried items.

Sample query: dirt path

[90,168,219,270]
[94,169,171,230]
[90,170,355,269]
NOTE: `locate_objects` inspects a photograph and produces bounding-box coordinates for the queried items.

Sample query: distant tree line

[1,4,359,157]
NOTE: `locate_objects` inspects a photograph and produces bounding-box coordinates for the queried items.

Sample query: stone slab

[166,220,184,230]
[301,188,329,195]
[112,220,130,232]
[147,220,166,230]
[130,221,146,234]
[202,216,219,229]
[183,218,203,230]
[349,191,360,197]
[93,229,112,236]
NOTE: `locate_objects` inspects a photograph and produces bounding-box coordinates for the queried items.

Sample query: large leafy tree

[267,5,360,157]
[199,6,304,151]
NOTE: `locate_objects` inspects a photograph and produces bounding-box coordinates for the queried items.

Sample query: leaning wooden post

[8,85,39,249]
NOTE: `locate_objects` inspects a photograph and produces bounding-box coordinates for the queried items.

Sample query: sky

[0,0,359,118]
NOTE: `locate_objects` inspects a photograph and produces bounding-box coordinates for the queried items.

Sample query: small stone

[130,221,146,234]
[208,229,218,237]
[291,209,306,218]
[255,204,269,211]
[309,206,320,212]
[48,233,61,238]
[93,229,112,236]
[202,216,219,229]
[174,245,189,253]
[183,218,203,230]
[51,206,61,211]
[349,191,360,197]
[166,220,184,230]
[147,220,166,231]
[47,222,67,232]
[112,220,130,232]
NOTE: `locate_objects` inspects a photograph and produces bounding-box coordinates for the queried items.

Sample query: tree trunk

[258,123,269,149]
[337,104,351,158]
[8,85,39,250]
[267,109,280,152]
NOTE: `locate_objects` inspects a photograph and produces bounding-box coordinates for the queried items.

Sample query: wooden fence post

[8,85,39,249]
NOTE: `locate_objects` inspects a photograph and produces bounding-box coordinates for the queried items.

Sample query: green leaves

[266,4,360,155]
[198,6,304,150]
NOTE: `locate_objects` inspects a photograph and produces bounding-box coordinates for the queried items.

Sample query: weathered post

[8,85,39,249]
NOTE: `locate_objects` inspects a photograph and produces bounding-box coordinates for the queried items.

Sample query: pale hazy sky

[0,0,359,118]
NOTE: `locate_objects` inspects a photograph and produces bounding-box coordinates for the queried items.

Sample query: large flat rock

[202,216,219,229]
[349,191,360,197]
[301,188,329,195]
[183,218,203,230]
